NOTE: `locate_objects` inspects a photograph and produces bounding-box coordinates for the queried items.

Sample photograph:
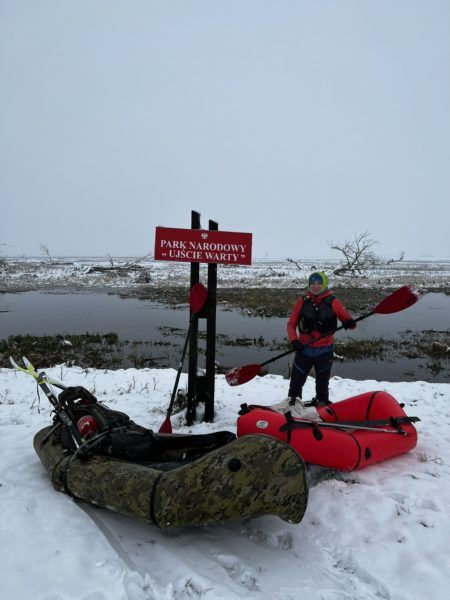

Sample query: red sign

[154,227,252,265]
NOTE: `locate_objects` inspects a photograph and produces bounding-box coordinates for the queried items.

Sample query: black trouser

[288,350,334,404]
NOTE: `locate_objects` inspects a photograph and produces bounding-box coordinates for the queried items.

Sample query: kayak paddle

[159,283,208,433]
[225,285,423,386]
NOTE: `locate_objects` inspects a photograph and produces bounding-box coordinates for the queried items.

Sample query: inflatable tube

[34,427,308,528]
[237,391,418,471]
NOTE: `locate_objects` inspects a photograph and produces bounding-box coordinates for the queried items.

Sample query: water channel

[1,291,449,383]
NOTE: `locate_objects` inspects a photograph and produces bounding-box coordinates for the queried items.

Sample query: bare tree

[0,243,8,268]
[329,231,380,276]
[39,243,53,264]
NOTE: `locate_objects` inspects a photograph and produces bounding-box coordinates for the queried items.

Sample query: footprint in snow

[241,525,294,551]
[171,576,211,599]
[215,553,260,591]
[274,530,294,550]
[94,558,125,579]
[332,552,391,600]
[417,497,440,512]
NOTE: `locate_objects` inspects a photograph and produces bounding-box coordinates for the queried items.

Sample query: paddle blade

[189,283,208,314]
[158,417,172,434]
[374,285,423,315]
[225,364,261,386]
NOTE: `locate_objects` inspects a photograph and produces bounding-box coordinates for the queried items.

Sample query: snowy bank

[0,366,449,600]
[2,256,450,292]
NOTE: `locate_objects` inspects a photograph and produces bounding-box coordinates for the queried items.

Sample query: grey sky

[1,0,449,259]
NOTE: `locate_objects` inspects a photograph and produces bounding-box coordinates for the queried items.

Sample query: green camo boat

[33,426,308,528]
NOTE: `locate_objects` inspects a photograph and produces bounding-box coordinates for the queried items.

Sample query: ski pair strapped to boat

[9,356,66,390]
[10,356,87,451]
[10,356,138,459]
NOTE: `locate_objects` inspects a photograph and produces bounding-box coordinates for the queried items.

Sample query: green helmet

[308,271,328,289]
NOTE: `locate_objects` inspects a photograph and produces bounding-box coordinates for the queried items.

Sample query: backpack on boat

[54,386,236,464]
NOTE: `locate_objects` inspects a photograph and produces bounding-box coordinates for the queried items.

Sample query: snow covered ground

[1,365,449,600]
[2,256,450,291]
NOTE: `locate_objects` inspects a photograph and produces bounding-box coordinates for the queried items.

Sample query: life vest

[298,295,337,334]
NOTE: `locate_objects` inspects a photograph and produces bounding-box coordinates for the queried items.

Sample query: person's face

[309,281,324,295]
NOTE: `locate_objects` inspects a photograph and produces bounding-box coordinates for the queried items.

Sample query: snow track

[0,366,449,599]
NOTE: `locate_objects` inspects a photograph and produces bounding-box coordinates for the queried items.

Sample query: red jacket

[287,290,354,348]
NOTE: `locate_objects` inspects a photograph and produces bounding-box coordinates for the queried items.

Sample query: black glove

[342,319,357,330]
[291,340,304,351]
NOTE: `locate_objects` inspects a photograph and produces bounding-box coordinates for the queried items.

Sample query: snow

[1,365,449,599]
[2,256,450,291]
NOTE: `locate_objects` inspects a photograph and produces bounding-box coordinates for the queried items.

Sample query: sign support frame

[186,213,218,424]
[155,211,252,425]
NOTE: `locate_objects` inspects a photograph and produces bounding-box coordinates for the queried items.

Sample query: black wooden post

[186,210,201,425]
[204,219,218,422]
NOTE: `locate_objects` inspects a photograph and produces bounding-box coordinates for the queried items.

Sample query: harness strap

[58,426,129,497]
[284,411,323,441]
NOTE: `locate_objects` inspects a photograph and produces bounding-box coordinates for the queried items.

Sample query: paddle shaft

[226,285,422,386]
[164,318,195,419]
[260,310,375,368]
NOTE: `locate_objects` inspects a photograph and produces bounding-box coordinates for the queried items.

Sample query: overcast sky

[1,0,449,259]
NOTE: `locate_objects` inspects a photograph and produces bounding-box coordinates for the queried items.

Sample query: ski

[9,356,66,390]
[10,356,86,451]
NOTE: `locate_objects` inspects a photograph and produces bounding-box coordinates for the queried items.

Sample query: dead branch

[329,231,380,276]
[286,258,304,271]
[385,251,405,265]
[86,253,154,277]
[121,253,153,270]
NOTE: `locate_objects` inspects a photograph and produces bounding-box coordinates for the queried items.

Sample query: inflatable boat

[34,425,309,528]
[237,391,419,471]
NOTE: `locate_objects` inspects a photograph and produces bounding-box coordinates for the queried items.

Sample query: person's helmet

[77,415,99,438]
[308,271,328,288]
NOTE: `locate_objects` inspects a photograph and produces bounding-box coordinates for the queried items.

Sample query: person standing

[272,271,356,418]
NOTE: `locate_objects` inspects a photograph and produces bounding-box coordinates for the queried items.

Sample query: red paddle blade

[158,417,172,434]
[374,285,423,315]
[225,364,261,386]
[189,283,208,314]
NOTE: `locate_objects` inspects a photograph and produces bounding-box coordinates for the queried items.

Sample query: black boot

[303,397,318,407]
